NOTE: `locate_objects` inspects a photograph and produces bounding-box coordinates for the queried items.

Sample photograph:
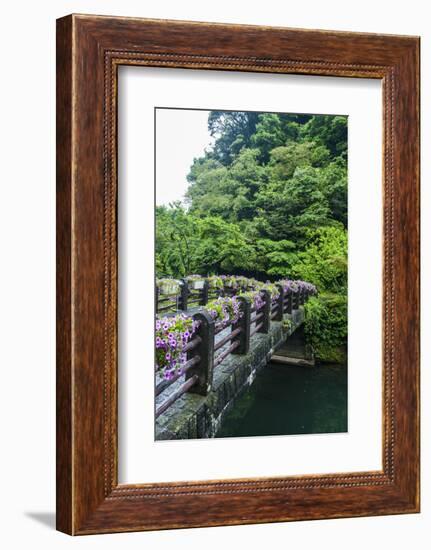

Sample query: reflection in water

[215,362,347,438]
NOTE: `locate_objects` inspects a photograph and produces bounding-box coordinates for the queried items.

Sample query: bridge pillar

[232,296,251,354]
[186,310,215,395]
[271,324,315,367]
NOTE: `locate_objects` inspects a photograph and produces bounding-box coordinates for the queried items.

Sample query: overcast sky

[155,108,214,206]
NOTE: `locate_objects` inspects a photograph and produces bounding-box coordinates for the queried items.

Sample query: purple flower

[155,312,199,379]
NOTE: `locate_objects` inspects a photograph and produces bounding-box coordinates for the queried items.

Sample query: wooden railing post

[299,287,305,305]
[292,288,299,310]
[275,284,284,321]
[180,278,189,311]
[200,279,209,306]
[186,310,215,395]
[155,285,160,314]
[232,296,251,354]
[285,289,293,314]
[258,290,271,334]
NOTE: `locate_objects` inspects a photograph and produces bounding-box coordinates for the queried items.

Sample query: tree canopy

[158,111,347,280]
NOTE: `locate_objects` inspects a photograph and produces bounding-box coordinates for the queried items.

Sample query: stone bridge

[156,304,312,440]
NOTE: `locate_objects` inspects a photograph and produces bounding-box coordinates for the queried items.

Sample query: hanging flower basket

[205,296,241,326]
[186,274,206,290]
[155,313,200,380]
[191,280,205,290]
[157,278,181,296]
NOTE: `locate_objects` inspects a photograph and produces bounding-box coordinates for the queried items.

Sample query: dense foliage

[303,294,348,364]
[156,111,348,362]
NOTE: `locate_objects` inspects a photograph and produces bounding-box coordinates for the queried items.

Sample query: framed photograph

[56,14,420,535]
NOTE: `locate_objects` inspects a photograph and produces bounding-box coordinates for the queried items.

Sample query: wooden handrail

[155,375,199,418]
[251,310,264,323]
[182,335,202,353]
[155,355,201,397]
[250,321,264,337]
[214,340,240,368]
[215,320,234,335]
[214,327,242,352]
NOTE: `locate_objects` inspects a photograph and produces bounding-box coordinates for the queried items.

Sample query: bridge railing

[156,277,257,315]
[155,278,316,418]
[155,354,202,418]
[155,287,181,314]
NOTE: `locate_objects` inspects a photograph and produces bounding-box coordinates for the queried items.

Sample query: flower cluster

[256,282,280,301]
[155,313,200,380]
[156,275,316,299]
[207,275,224,290]
[238,290,266,311]
[206,296,241,327]
[278,279,317,296]
[295,280,318,295]
[278,279,299,293]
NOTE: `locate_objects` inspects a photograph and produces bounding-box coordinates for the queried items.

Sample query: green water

[215,363,347,438]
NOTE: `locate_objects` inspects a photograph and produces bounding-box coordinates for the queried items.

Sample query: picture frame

[56,14,420,535]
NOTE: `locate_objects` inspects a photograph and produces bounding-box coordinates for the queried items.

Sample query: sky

[155,108,214,206]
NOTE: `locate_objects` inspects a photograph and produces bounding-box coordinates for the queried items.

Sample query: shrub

[304,293,347,363]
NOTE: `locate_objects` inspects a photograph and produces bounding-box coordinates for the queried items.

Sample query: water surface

[215,362,347,438]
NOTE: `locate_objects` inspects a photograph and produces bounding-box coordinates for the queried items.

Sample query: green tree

[207,111,260,165]
[291,225,347,293]
[255,166,331,241]
[253,238,297,277]
[301,115,348,158]
[268,141,331,179]
[319,159,348,226]
[191,216,257,274]
[156,203,197,277]
[187,149,266,222]
[250,114,286,163]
